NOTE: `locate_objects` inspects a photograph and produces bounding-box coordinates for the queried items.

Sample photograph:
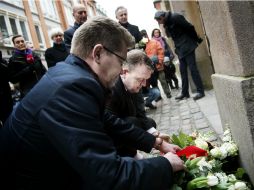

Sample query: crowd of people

[0,3,206,189]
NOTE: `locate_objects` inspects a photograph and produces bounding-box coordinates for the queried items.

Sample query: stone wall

[199,1,254,184]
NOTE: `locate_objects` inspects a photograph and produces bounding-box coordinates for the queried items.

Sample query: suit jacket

[0,54,173,190]
[120,22,142,43]
[106,77,156,131]
[164,12,200,59]
[64,22,82,52]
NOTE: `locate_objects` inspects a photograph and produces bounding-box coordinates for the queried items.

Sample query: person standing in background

[155,11,205,101]
[45,28,69,68]
[8,35,46,98]
[0,51,13,126]
[115,6,142,46]
[141,29,172,99]
[64,4,87,52]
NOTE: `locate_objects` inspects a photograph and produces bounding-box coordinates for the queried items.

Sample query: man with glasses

[45,28,69,68]
[105,49,174,158]
[0,16,184,190]
[64,3,87,52]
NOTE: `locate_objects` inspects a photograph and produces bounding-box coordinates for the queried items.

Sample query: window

[35,25,42,43]
[9,18,18,35]
[0,15,9,39]
[20,21,28,41]
[40,0,58,19]
[28,0,37,13]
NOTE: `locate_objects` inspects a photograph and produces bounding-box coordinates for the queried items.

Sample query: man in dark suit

[0,51,13,126]
[64,3,87,52]
[0,16,184,190]
[155,11,205,100]
[106,49,160,158]
[115,6,142,44]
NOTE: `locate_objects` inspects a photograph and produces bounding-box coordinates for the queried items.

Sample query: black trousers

[179,51,204,96]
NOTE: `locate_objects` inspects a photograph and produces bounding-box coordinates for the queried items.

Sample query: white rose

[219,146,228,159]
[197,157,212,171]
[210,147,222,158]
[221,142,238,156]
[195,138,209,150]
[234,181,247,190]
[207,175,219,186]
[222,135,232,142]
[223,128,231,136]
[228,174,237,182]
[215,172,228,183]
[228,185,236,190]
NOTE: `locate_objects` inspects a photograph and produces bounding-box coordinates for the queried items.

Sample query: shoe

[145,103,157,109]
[175,94,190,100]
[193,93,205,101]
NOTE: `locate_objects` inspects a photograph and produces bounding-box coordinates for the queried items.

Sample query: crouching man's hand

[163,152,185,172]
[154,138,181,154]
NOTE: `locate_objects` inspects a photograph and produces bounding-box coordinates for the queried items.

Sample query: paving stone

[171,120,180,126]
[182,114,192,120]
[190,107,200,114]
[182,119,191,125]
[180,111,190,116]
[195,118,207,124]
[193,112,204,120]
[180,124,193,132]
[171,116,180,121]
[196,123,209,130]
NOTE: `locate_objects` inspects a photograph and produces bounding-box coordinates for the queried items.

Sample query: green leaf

[235,168,245,179]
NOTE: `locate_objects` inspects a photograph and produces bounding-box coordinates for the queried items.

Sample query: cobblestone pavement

[146,89,221,144]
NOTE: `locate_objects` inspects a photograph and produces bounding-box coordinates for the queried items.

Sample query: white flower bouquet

[164,128,253,190]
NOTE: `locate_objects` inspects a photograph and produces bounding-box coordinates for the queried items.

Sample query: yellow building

[0,0,106,61]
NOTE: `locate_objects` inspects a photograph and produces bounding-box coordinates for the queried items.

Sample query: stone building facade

[0,0,106,61]
[154,0,254,184]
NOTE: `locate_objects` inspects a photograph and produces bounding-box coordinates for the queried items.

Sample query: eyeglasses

[54,34,63,38]
[78,11,86,15]
[103,46,126,66]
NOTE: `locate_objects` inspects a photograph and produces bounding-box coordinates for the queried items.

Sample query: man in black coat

[106,49,164,158]
[8,35,46,98]
[64,4,87,52]
[0,16,184,190]
[155,11,205,100]
[115,6,142,44]
[0,51,13,126]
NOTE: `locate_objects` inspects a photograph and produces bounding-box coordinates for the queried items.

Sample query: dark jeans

[179,51,204,96]
[165,73,179,89]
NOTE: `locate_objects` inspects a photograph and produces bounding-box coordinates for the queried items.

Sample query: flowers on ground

[167,128,253,190]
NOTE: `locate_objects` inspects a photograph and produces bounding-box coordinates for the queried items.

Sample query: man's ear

[93,44,103,63]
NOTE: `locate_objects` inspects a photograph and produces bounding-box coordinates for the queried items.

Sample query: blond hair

[49,28,63,40]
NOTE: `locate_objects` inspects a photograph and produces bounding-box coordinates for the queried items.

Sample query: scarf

[152,36,165,49]
[15,48,34,64]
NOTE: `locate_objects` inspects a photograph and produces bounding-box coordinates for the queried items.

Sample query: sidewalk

[146,88,224,144]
